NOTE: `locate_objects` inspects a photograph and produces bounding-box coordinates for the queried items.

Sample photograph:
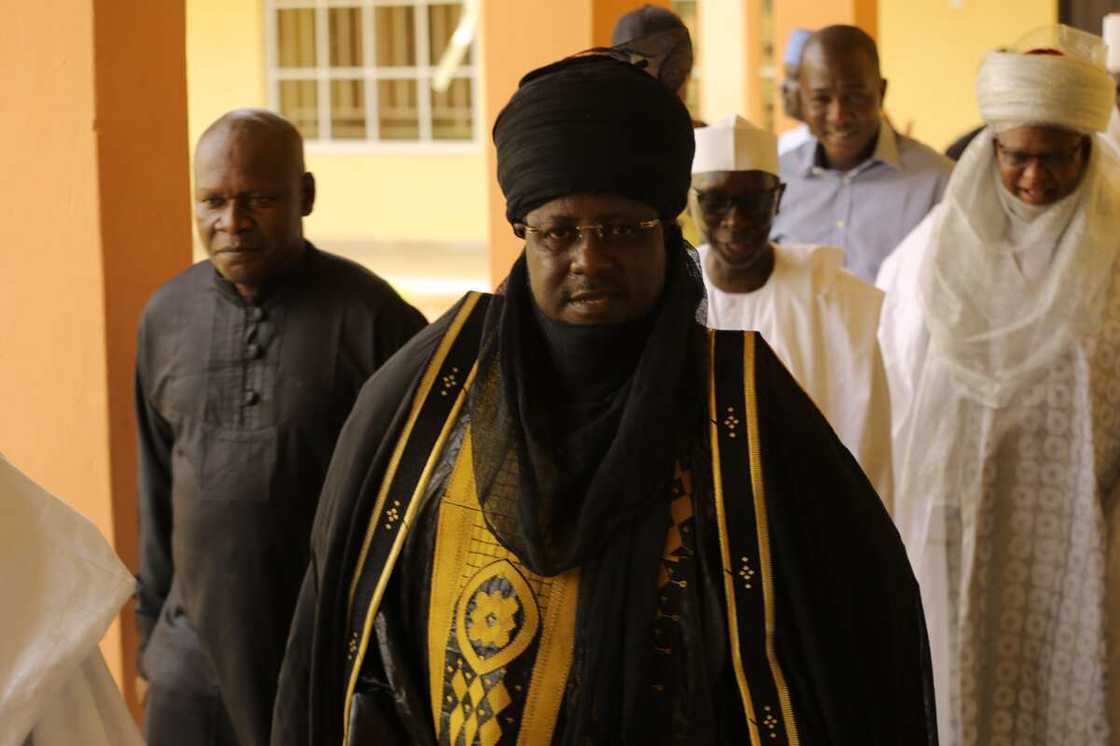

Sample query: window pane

[329,7,363,67]
[277,9,317,68]
[375,6,416,67]
[377,79,419,140]
[279,80,319,139]
[428,4,472,66]
[331,79,366,139]
[431,78,473,140]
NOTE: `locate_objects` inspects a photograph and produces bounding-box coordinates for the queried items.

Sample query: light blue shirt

[772,123,952,283]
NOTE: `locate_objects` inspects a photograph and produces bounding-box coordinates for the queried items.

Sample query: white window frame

[265,0,483,154]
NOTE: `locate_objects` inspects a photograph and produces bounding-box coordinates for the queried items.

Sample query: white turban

[691,114,779,176]
[977,25,1114,134]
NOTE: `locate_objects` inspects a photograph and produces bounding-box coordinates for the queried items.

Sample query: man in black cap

[611,3,701,125]
[271,54,936,746]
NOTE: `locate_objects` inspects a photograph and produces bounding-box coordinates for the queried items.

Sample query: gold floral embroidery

[468,589,520,649]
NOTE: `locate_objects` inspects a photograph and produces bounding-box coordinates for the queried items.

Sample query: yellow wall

[879,0,1057,151]
[186,0,488,249]
[304,153,487,243]
[698,0,754,123]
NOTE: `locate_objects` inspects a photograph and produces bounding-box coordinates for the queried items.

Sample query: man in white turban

[0,454,142,746]
[877,25,1120,746]
[692,114,892,506]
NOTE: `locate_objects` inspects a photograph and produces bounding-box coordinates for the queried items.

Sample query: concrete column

[0,0,192,720]
[481,0,670,287]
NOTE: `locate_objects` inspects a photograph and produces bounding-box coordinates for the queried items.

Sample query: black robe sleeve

[134,326,175,677]
[753,337,938,745]
[272,304,461,746]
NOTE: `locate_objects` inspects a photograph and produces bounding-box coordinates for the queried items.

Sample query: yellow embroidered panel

[428,430,580,746]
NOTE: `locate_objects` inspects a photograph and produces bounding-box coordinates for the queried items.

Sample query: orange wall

[93,0,194,716]
[482,0,668,286]
[0,0,113,668]
[0,0,192,720]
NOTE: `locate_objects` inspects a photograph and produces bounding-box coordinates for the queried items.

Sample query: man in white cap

[878,25,1120,746]
[0,454,142,746]
[691,114,892,506]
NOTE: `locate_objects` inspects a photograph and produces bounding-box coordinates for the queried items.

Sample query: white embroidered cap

[691,114,779,176]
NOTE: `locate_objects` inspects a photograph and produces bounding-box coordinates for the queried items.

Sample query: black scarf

[467,234,707,743]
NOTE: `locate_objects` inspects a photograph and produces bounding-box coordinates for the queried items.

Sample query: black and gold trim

[342,292,491,745]
[709,330,800,746]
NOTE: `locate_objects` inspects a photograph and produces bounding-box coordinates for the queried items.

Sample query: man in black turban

[271,54,938,746]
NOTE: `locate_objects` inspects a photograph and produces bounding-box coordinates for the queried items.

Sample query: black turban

[493,54,695,224]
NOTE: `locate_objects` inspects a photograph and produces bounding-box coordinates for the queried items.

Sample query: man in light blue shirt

[772,25,951,283]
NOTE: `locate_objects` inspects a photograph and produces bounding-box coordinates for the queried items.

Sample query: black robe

[135,243,427,746]
[271,295,937,746]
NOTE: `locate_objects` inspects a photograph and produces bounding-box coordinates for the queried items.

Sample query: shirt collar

[802,116,902,176]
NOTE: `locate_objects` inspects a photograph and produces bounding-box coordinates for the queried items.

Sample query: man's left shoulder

[310,246,394,294]
[307,245,421,316]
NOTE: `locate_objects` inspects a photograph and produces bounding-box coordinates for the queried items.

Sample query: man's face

[690,171,782,269]
[799,45,885,171]
[993,126,1089,207]
[194,130,314,293]
[519,194,666,325]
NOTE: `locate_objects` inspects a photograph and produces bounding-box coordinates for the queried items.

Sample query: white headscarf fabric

[920,25,1120,407]
[691,114,779,176]
[0,454,140,746]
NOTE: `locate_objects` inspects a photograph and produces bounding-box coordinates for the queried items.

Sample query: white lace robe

[878,210,1120,746]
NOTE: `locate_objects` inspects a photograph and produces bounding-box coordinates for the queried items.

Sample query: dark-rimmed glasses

[513,219,662,253]
[692,185,784,221]
[993,139,1083,172]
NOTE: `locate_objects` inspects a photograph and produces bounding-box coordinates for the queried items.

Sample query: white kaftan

[0,454,141,746]
[700,243,893,507]
[879,204,1120,746]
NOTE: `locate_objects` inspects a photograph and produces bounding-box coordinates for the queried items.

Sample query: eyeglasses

[692,186,784,221]
[513,219,662,253]
[994,140,1083,171]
